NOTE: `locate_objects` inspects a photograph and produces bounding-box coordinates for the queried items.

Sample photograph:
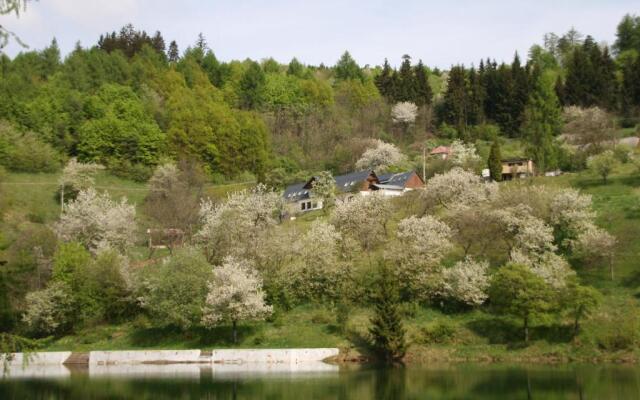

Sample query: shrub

[22,282,75,336]
[0,124,62,173]
[420,322,457,344]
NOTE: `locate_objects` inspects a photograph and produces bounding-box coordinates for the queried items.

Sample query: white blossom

[201,257,272,328]
[22,282,74,335]
[510,250,575,288]
[148,162,180,196]
[55,188,136,252]
[572,225,616,263]
[59,157,104,191]
[424,167,497,210]
[550,188,595,235]
[449,140,481,167]
[196,184,281,261]
[331,194,392,251]
[355,139,406,172]
[391,101,418,124]
[493,204,557,257]
[442,257,490,306]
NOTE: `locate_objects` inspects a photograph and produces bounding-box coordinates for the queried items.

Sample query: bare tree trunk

[232,320,237,345]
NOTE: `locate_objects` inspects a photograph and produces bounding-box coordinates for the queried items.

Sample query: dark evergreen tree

[369,263,406,364]
[442,65,469,136]
[493,63,516,136]
[395,54,417,102]
[467,66,485,125]
[621,56,640,115]
[510,53,530,136]
[168,40,179,63]
[151,31,166,55]
[554,75,565,106]
[195,32,207,51]
[239,61,265,109]
[414,59,433,106]
[375,58,394,99]
[488,139,503,181]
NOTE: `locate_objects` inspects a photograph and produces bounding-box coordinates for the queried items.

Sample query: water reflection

[2,363,640,399]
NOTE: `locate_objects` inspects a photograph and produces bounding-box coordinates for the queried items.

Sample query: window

[301,202,306,210]
[307,201,311,209]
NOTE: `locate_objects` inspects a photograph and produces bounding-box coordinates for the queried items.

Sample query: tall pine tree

[369,262,406,364]
[522,69,562,173]
[488,139,503,181]
[414,59,433,106]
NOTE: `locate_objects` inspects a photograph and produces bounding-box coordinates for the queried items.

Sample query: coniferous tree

[621,56,640,115]
[375,58,395,99]
[467,67,485,125]
[334,51,363,81]
[493,63,516,136]
[414,59,433,106]
[369,262,406,364]
[510,53,530,136]
[613,14,640,55]
[168,40,179,63]
[442,65,469,136]
[395,54,417,102]
[522,69,562,173]
[488,139,503,181]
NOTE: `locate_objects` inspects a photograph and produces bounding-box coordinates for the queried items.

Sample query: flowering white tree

[510,250,575,288]
[196,184,281,262]
[22,282,75,335]
[148,162,179,196]
[442,257,490,306]
[55,188,136,252]
[449,140,481,168]
[355,140,406,172]
[331,194,392,251]
[424,167,497,210]
[391,215,453,300]
[493,205,557,258]
[287,221,346,302]
[201,257,272,343]
[391,102,418,124]
[573,225,617,279]
[311,171,336,212]
[549,188,595,246]
[59,157,104,213]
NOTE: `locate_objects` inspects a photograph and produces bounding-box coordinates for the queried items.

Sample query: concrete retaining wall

[1,351,71,366]
[212,348,339,364]
[3,348,339,367]
[89,350,203,365]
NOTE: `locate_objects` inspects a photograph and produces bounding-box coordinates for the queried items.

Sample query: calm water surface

[2,362,640,399]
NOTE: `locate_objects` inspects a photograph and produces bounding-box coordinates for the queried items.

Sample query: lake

[1,362,639,399]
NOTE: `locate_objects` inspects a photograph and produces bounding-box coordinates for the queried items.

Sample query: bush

[0,124,62,173]
[22,282,75,336]
[420,322,457,344]
[107,159,154,182]
[594,308,640,351]
[613,145,632,164]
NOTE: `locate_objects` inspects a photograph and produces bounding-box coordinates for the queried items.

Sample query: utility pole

[422,146,426,186]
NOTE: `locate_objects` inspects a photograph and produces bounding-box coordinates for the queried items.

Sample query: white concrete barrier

[89,350,202,365]
[211,348,339,364]
[1,351,72,366]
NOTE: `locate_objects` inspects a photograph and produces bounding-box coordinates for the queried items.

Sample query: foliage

[488,139,503,181]
[141,248,212,330]
[0,122,62,172]
[449,139,481,169]
[55,188,136,252]
[587,150,619,183]
[369,263,406,363]
[489,263,553,342]
[310,171,336,212]
[562,106,616,154]
[22,281,75,336]
[201,256,272,342]
[522,71,562,173]
[561,280,602,336]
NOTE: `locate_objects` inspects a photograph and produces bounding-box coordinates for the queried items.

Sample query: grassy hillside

[4,163,635,363]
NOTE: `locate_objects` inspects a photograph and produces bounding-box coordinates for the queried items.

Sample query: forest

[1,14,640,362]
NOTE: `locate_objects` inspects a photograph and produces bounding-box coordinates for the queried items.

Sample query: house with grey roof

[283,170,423,215]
